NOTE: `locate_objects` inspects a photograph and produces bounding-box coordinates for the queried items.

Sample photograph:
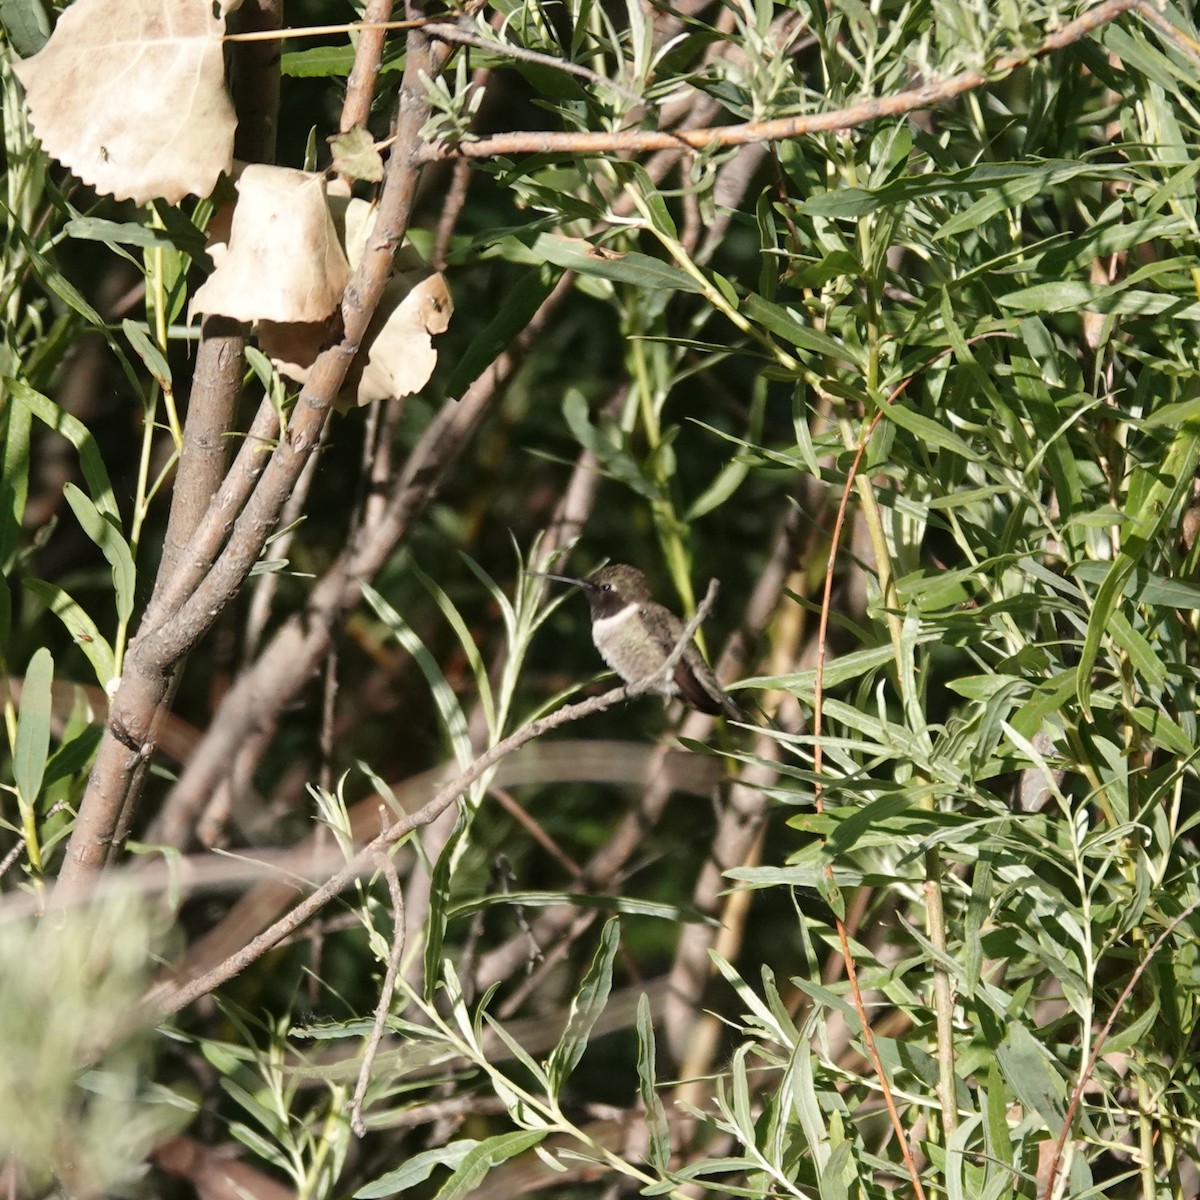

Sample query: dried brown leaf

[191,166,351,324]
[348,271,454,407]
[13,0,236,205]
[261,192,452,403]
[255,317,340,384]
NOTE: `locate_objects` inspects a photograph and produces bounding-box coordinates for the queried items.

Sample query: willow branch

[415,0,1141,162]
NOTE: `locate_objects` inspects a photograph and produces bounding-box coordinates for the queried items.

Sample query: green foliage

[3,0,1200,1197]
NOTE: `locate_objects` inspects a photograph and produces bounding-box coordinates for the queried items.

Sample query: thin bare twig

[809,361,951,1200]
[426,23,645,109]
[1133,0,1200,64]
[341,0,395,135]
[351,830,406,1136]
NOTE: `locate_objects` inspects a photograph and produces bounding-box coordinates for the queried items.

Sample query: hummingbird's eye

[601,583,614,592]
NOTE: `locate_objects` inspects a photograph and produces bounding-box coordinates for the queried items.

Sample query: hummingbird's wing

[673,654,727,715]
[652,605,740,718]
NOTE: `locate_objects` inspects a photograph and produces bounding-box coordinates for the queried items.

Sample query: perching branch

[158,580,720,1015]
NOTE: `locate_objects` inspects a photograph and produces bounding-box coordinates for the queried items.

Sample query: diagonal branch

[415,0,1141,162]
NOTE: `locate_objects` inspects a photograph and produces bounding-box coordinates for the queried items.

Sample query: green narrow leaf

[14,646,53,806]
[65,217,200,255]
[531,233,702,293]
[1,0,51,55]
[447,891,712,923]
[23,579,117,686]
[755,187,779,302]
[547,917,620,1089]
[736,635,932,695]
[122,319,172,388]
[431,1130,547,1200]
[995,1021,1066,1130]
[636,993,671,1171]
[43,724,103,792]
[422,811,467,1003]
[413,561,495,736]
[0,383,32,568]
[10,380,121,522]
[443,269,561,400]
[480,1012,552,1089]
[963,853,992,995]
[62,483,136,624]
[355,1140,480,1197]
[1099,991,1160,1056]
[983,1063,1013,1173]
[4,216,108,327]
[741,291,854,361]
[0,564,9,652]
[622,161,677,239]
[874,396,983,461]
[282,44,357,77]
[685,454,750,521]
[1070,560,1200,608]
[360,580,472,768]
[1077,419,1200,716]
[561,391,657,498]
[935,165,1083,240]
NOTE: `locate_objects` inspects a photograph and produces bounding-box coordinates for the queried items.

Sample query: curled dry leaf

[255,316,341,384]
[351,271,454,408]
[191,166,351,325]
[260,192,453,406]
[260,270,453,408]
[13,0,236,205]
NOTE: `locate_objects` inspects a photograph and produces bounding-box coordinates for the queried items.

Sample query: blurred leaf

[443,269,561,399]
[1077,420,1200,716]
[14,645,52,805]
[995,1022,1066,1130]
[1,0,51,55]
[43,723,103,791]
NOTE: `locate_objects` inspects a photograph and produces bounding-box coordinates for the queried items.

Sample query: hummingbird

[533,564,741,718]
